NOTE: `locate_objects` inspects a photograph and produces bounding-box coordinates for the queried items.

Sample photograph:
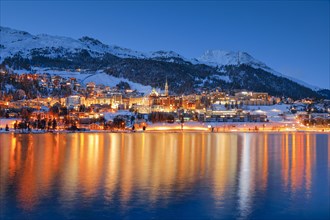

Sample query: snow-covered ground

[82,71,153,94]
[103,111,134,121]
[0,26,192,62]
[197,50,321,91]
[198,50,265,67]
[208,74,232,83]
[0,26,142,60]
[244,104,291,122]
[13,67,153,94]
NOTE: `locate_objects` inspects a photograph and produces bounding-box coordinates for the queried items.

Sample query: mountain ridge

[0,26,327,99]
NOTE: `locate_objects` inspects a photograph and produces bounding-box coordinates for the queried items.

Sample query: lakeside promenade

[1,118,329,133]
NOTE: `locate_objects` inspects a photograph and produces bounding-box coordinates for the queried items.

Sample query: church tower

[164,78,169,96]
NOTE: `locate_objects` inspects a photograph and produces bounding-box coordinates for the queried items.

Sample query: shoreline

[0,128,329,134]
[1,119,329,134]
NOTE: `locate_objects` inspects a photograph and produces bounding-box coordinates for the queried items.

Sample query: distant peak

[0,26,31,36]
[201,50,253,59]
[79,36,104,46]
[198,49,263,67]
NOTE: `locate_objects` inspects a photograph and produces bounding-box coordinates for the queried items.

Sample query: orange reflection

[0,132,322,212]
[281,133,289,188]
[212,133,238,205]
[261,134,268,190]
[328,134,330,169]
[9,134,19,178]
[279,133,316,194]
[16,135,37,211]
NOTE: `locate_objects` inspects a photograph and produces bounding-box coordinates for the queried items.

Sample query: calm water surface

[0,132,329,219]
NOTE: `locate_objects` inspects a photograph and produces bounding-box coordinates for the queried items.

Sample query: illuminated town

[0,68,329,133]
[0,1,329,219]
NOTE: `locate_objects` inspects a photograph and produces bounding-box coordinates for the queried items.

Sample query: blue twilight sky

[0,0,329,89]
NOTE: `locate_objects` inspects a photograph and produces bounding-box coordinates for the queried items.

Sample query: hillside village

[0,66,329,132]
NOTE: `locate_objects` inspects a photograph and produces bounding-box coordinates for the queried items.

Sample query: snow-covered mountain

[198,50,265,67]
[0,26,193,62]
[0,26,282,67]
[197,50,321,91]
[0,26,327,98]
[0,26,143,60]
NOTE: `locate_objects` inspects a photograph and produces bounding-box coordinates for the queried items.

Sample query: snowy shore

[1,121,329,134]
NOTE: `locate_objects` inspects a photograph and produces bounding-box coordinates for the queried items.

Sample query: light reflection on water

[0,132,329,219]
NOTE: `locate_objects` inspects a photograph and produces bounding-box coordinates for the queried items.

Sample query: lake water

[0,132,329,219]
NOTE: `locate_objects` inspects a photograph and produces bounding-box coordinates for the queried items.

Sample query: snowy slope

[0,26,322,91]
[197,50,321,91]
[82,71,153,94]
[198,50,266,67]
[0,26,191,62]
[0,26,149,60]
[0,27,103,59]
[13,67,153,94]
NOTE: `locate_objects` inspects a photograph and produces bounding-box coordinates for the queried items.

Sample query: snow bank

[82,71,152,94]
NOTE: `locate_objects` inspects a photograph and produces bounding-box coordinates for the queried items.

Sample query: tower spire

[165,77,169,96]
